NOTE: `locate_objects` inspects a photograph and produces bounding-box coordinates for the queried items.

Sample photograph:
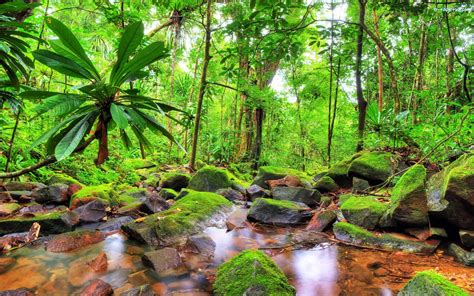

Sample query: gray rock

[271,187,321,207]
[459,230,474,249]
[448,243,474,266]
[142,247,183,273]
[246,185,270,201]
[32,183,69,204]
[306,210,337,231]
[216,188,245,202]
[73,199,108,223]
[97,216,134,231]
[247,198,311,226]
[352,177,370,193]
[141,194,170,214]
[185,234,216,258]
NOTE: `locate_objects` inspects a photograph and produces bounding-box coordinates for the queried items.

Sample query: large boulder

[188,166,244,192]
[142,247,183,273]
[122,190,232,247]
[398,270,468,296]
[340,194,390,230]
[386,165,429,226]
[313,175,339,193]
[427,153,474,230]
[333,222,439,254]
[0,211,73,235]
[327,155,361,188]
[271,187,321,207]
[348,151,395,185]
[252,166,311,189]
[159,172,190,192]
[214,250,295,296]
[247,198,311,226]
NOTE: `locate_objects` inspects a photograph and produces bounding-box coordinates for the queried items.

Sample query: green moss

[392,165,426,203]
[160,188,178,200]
[47,172,83,186]
[159,172,190,191]
[188,166,247,192]
[116,187,147,205]
[314,175,339,192]
[122,158,156,170]
[446,154,473,201]
[340,195,389,216]
[0,210,71,235]
[255,198,305,210]
[252,165,311,189]
[70,183,116,207]
[214,250,295,296]
[0,203,21,214]
[398,270,469,296]
[348,151,395,183]
[228,163,254,182]
[144,173,161,187]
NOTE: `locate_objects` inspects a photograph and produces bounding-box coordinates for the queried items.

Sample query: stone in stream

[0,211,73,235]
[119,284,155,296]
[122,191,232,247]
[427,153,474,230]
[79,279,113,296]
[459,230,474,249]
[46,230,105,252]
[339,194,390,230]
[405,227,447,241]
[306,209,337,231]
[385,165,429,226]
[73,199,108,223]
[313,175,339,193]
[159,172,190,191]
[0,257,15,274]
[216,188,245,202]
[86,251,108,272]
[448,243,474,267]
[31,183,69,204]
[96,216,134,232]
[0,203,21,217]
[246,185,270,201]
[141,193,170,214]
[142,247,183,273]
[0,289,34,296]
[271,186,321,207]
[348,151,396,185]
[188,166,243,192]
[252,166,311,189]
[397,270,469,296]
[184,234,216,258]
[247,198,311,226]
[213,250,295,296]
[333,222,439,254]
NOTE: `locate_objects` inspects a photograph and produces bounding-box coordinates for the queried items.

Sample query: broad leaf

[55,112,97,161]
[110,103,128,129]
[33,49,96,80]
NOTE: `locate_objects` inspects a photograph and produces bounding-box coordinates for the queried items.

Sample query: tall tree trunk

[329,58,341,166]
[189,0,212,169]
[373,9,383,112]
[327,0,334,166]
[411,20,428,124]
[356,0,367,152]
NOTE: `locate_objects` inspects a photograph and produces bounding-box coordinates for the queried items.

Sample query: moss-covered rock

[47,173,83,186]
[427,153,474,230]
[0,203,21,216]
[247,198,311,226]
[160,188,178,200]
[70,184,116,208]
[252,166,311,189]
[159,172,190,191]
[386,165,429,226]
[188,166,245,192]
[271,187,321,207]
[398,270,469,296]
[313,175,339,193]
[327,154,362,188]
[0,211,73,235]
[122,190,232,247]
[116,187,148,205]
[348,151,395,185]
[333,222,438,253]
[214,250,295,296]
[122,158,156,170]
[143,173,161,187]
[340,194,390,230]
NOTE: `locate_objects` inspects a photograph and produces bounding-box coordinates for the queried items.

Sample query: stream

[0,208,472,295]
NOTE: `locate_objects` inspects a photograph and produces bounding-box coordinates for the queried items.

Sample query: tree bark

[356,0,367,152]
[410,20,428,124]
[189,0,212,169]
[373,10,383,112]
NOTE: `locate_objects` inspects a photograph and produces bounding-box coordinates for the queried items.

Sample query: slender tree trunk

[329,57,341,166]
[356,0,367,152]
[411,20,428,124]
[373,10,383,112]
[327,1,334,166]
[189,0,212,169]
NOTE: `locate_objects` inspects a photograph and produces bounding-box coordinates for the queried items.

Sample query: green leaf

[21,90,63,100]
[33,94,86,116]
[119,129,132,150]
[33,49,96,80]
[110,103,128,129]
[110,22,144,83]
[54,112,96,161]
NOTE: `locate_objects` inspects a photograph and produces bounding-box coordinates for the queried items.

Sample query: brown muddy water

[0,208,473,295]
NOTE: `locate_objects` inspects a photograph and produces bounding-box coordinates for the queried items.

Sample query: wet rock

[314,175,339,193]
[0,211,73,235]
[348,151,395,185]
[37,277,69,296]
[0,257,15,274]
[271,186,321,207]
[352,177,370,193]
[159,188,178,200]
[0,203,20,217]
[448,243,474,267]
[32,183,69,204]
[306,209,337,231]
[247,198,311,226]
[0,289,34,296]
[97,216,133,232]
[184,234,216,258]
[142,247,183,273]
[398,270,469,295]
[459,230,474,249]
[291,229,329,246]
[46,230,105,252]
[141,193,169,214]
[340,194,390,230]
[246,185,270,201]
[188,166,242,192]
[79,279,113,296]
[0,261,47,290]
[87,251,108,272]
[3,182,45,192]
[119,284,155,296]
[252,166,311,189]
[73,199,108,223]
[213,250,295,296]
[122,191,231,247]
[216,188,245,202]
[427,153,474,230]
[160,172,190,191]
[333,222,439,253]
[405,227,447,241]
[386,165,429,226]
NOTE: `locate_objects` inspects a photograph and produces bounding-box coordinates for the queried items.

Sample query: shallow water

[0,208,472,295]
